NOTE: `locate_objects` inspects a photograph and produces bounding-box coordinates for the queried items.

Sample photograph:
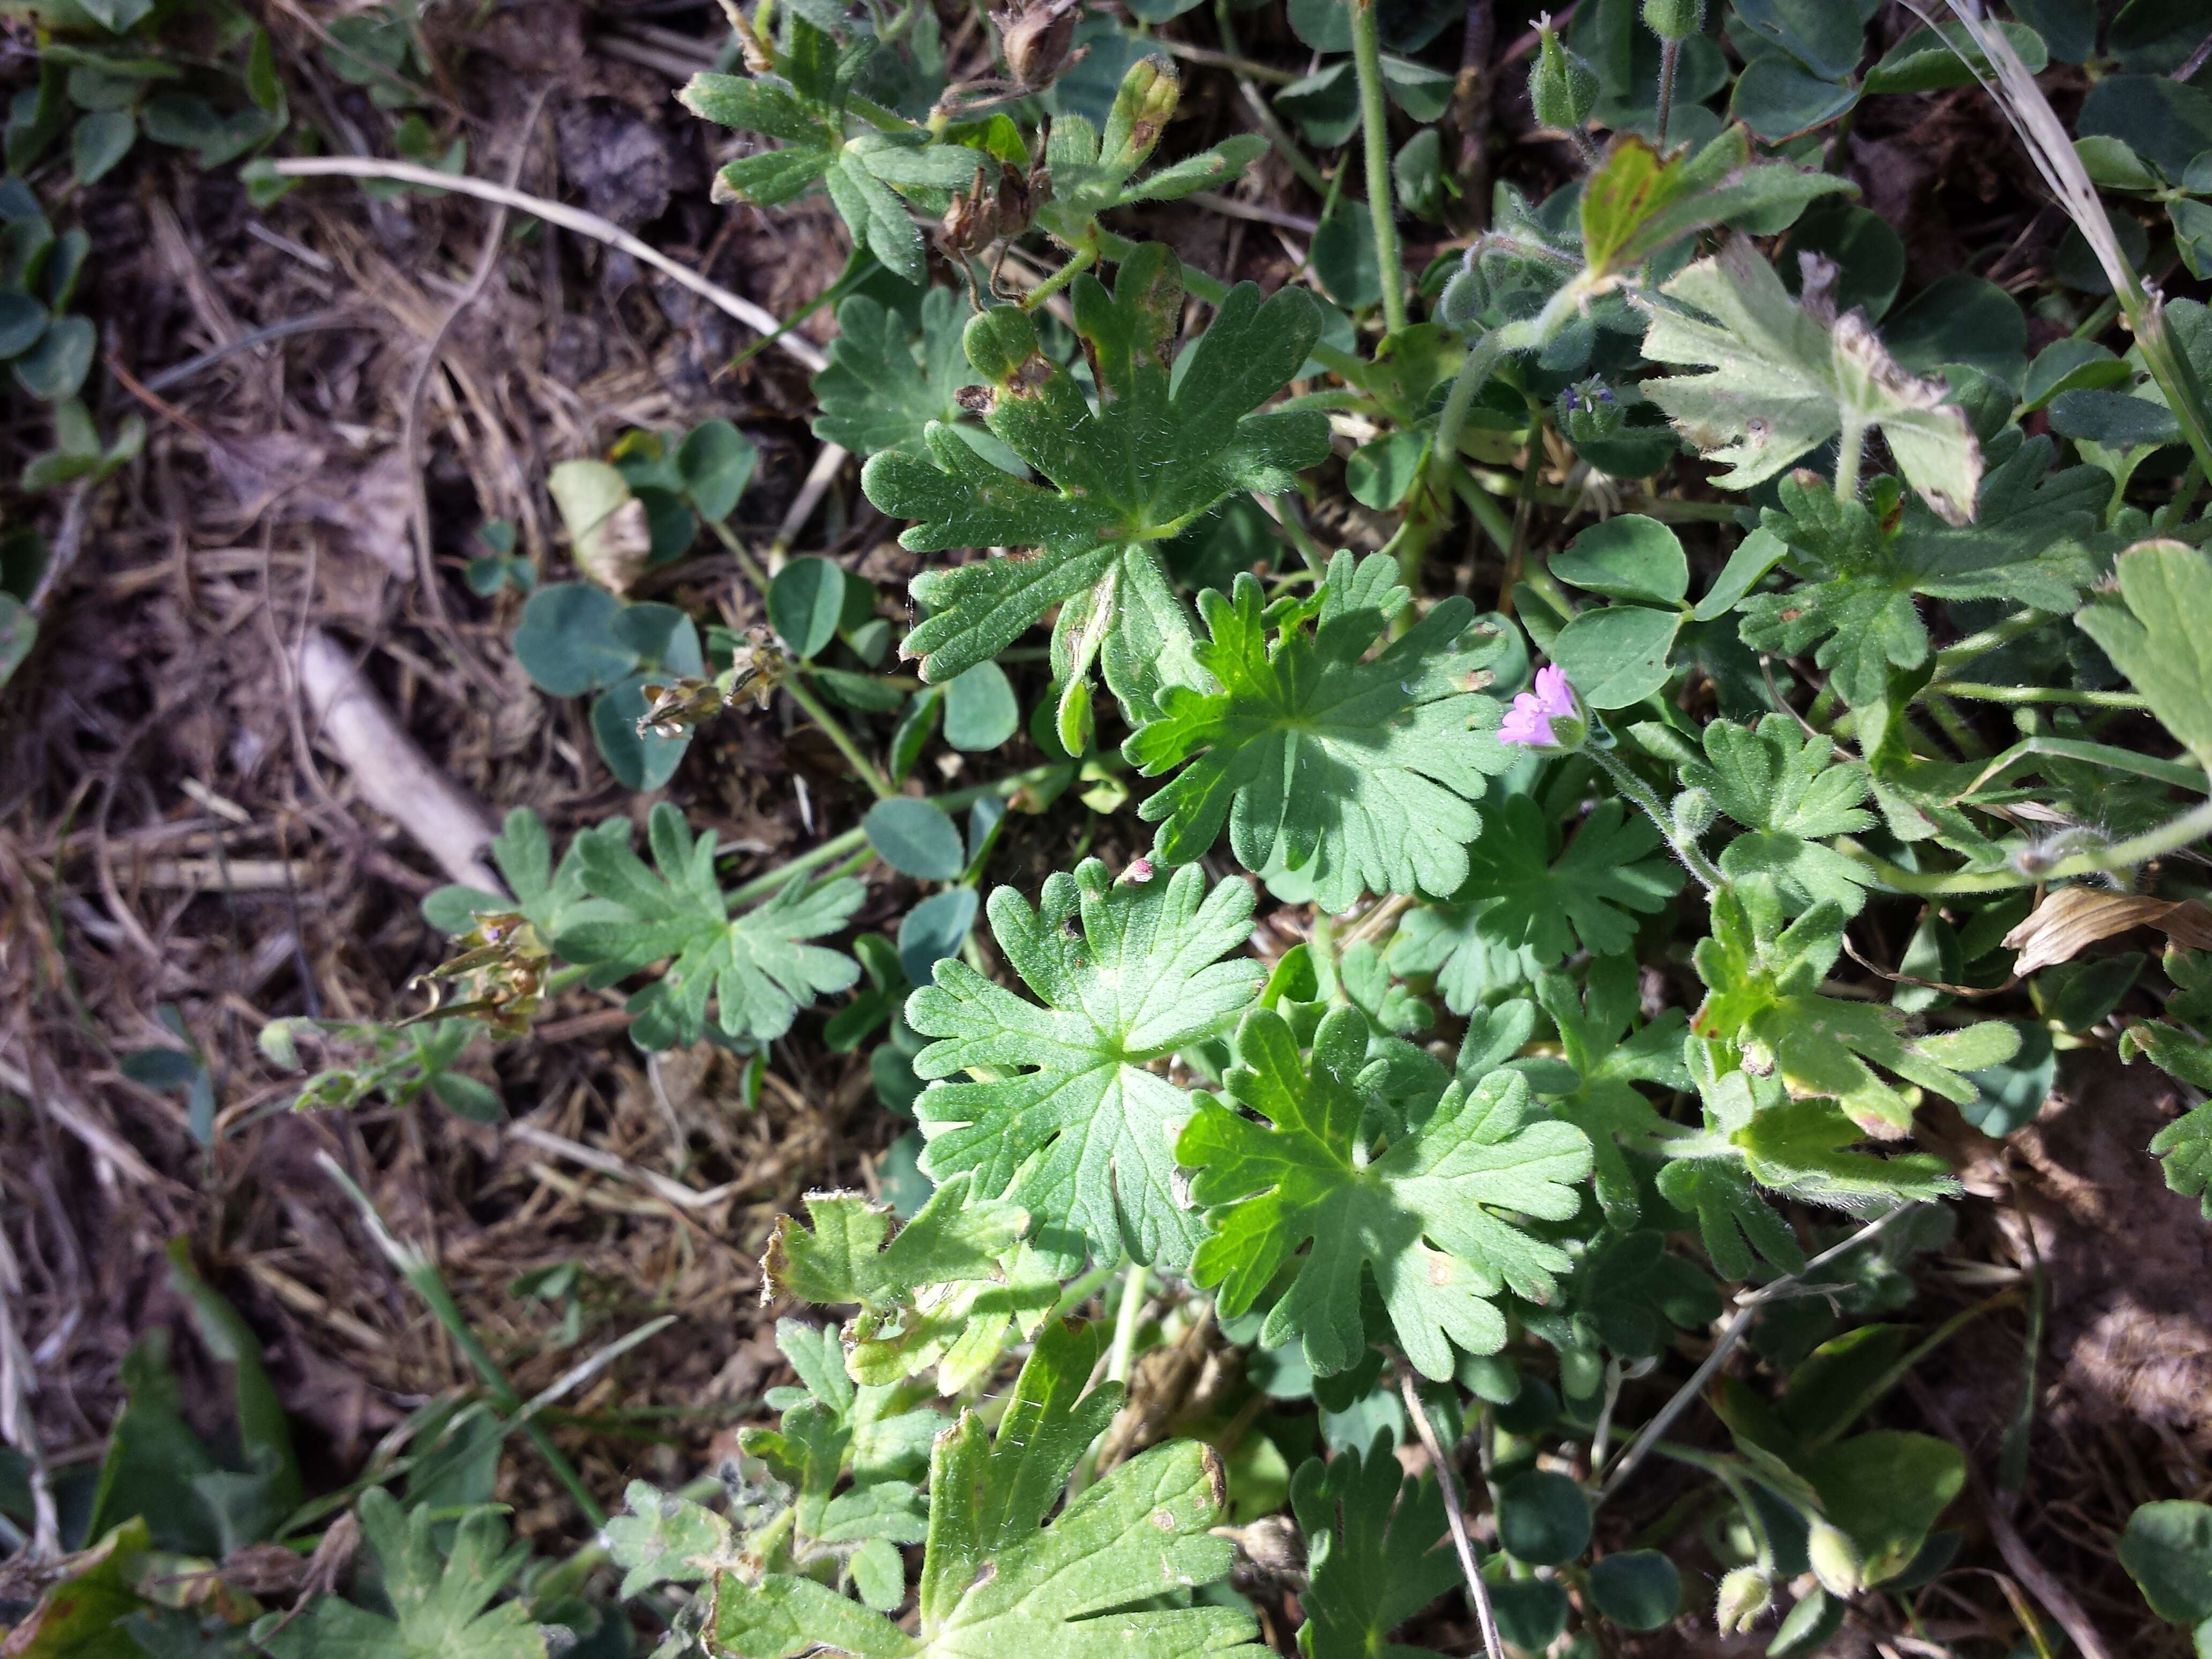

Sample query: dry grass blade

[2001,886,2212,977]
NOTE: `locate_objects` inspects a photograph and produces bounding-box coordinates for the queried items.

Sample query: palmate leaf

[906,858,1263,1271]
[555,803,863,1050]
[1443,794,1685,968]
[259,1490,543,1659]
[1640,236,1982,522]
[704,1321,1266,1658]
[1680,715,1874,916]
[1692,891,2020,1137]
[1534,955,1691,1228]
[1037,57,1267,238]
[863,242,1327,722]
[1180,1005,1593,1381]
[1290,1435,1459,1659]
[812,288,1020,465]
[1127,552,1513,913]
[1733,441,2105,708]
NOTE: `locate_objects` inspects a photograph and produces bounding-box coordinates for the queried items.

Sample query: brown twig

[1397,1364,1506,1659]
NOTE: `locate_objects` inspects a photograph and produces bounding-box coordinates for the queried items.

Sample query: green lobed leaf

[1578,126,1854,280]
[1640,236,1983,523]
[863,244,1326,696]
[258,1489,544,1659]
[906,858,1262,1270]
[1126,551,1512,913]
[1290,1434,1460,1659]
[1681,714,1875,916]
[1180,1004,1593,1380]
[2075,540,2212,774]
[556,803,863,1049]
[761,1172,1028,1316]
[1443,795,1686,970]
[1534,955,1691,1228]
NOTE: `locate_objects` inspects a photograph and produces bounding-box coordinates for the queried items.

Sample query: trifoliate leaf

[555,803,863,1050]
[1655,1159,1806,1280]
[706,1321,1266,1658]
[1126,551,1513,913]
[906,858,1263,1269]
[812,288,1022,468]
[1640,236,1982,522]
[258,1490,543,1659]
[863,243,1327,720]
[1680,715,1874,916]
[1290,1435,1460,1659]
[1692,892,2020,1137]
[1534,956,1690,1228]
[1735,442,2104,708]
[1181,1005,1593,1380]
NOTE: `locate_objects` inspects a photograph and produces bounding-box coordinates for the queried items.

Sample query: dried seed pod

[992,0,1082,91]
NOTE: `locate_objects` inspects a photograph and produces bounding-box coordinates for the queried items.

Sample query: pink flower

[1499,664,1582,750]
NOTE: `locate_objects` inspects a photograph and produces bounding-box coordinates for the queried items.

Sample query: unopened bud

[1807,1522,1864,1598]
[1440,266,1488,332]
[1672,786,1716,839]
[1530,16,1600,135]
[1714,1565,1772,1633]
[1103,55,1179,171]
[1642,0,1704,41]
[1556,376,1625,444]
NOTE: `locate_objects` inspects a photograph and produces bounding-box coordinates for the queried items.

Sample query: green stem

[1446,465,1516,558]
[1588,743,1725,894]
[721,759,1078,907]
[1834,414,1865,506]
[1348,0,1406,334]
[1925,681,2149,710]
[1049,1258,1125,1321]
[1837,793,2212,895]
[2125,289,2212,486]
[1653,37,1680,151]
[1021,236,1098,311]
[784,670,895,799]
[1107,1260,1149,1384]
[1929,609,2057,678]
[318,1155,608,1528]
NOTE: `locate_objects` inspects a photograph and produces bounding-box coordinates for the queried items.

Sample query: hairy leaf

[1735,444,2104,708]
[1681,715,1874,915]
[1534,955,1690,1227]
[2075,539,2212,773]
[1181,1005,1593,1380]
[812,288,1021,466]
[1449,794,1685,967]
[1127,551,1512,913]
[907,858,1262,1269]
[1579,126,1853,280]
[1641,236,1982,521]
[1693,891,2019,1137]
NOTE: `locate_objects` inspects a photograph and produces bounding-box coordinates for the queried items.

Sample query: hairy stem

[1840,793,2212,895]
[1349,0,1408,334]
[1833,414,1865,505]
[1653,37,1680,151]
[1587,744,1725,894]
[1021,236,1098,312]
[783,670,896,799]
[1924,681,2149,711]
